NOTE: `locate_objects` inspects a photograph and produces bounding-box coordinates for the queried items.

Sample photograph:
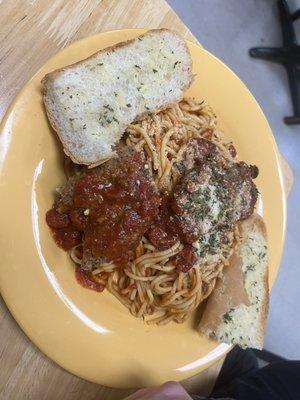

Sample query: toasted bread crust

[199,213,269,349]
[42,29,191,85]
[42,29,193,166]
[238,214,269,345]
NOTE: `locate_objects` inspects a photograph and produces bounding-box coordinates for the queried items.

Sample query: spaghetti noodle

[66,98,236,325]
[126,98,219,191]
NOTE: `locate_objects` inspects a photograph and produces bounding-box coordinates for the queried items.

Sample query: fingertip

[161,380,187,394]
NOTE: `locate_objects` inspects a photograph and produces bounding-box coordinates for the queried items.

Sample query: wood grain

[0,0,194,121]
[0,1,223,399]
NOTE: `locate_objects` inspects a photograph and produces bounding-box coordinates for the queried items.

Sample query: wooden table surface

[0,1,293,399]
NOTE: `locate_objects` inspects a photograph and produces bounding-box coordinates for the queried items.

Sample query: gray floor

[167,0,300,359]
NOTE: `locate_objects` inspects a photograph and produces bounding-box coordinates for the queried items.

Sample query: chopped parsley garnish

[223,309,234,324]
[99,111,113,126]
[258,252,266,260]
[104,104,113,112]
[246,264,255,272]
[208,233,217,247]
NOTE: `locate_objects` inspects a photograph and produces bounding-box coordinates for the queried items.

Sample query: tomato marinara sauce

[146,195,198,272]
[73,150,160,265]
[47,149,163,289]
[75,266,105,292]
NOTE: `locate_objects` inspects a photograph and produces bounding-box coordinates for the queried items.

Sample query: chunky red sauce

[146,196,199,272]
[146,194,199,253]
[46,150,160,266]
[75,266,105,292]
[171,245,198,272]
[73,151,160,265]
[147,195,179,250]
[46,209,82,250]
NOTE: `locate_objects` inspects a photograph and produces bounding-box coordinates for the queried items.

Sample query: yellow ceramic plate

[0,29,286,388]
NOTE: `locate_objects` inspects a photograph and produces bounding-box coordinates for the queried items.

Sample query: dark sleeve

[192,396,235,400]
[217,361,300,400]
